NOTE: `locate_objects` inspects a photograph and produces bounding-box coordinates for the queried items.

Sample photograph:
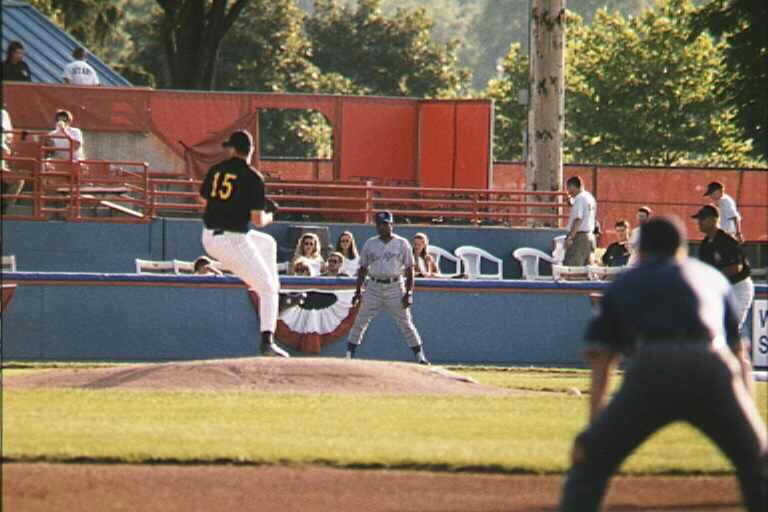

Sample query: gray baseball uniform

[347,234,423,349]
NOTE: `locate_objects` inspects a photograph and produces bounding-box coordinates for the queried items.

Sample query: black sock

[347,343,357,354]
[261,332,273,345]
[411,346,422,355]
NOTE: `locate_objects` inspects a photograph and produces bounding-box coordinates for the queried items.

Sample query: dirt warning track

[2,463,743,512]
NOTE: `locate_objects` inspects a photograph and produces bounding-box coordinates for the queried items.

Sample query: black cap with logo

[222,130,253,154]
[374,211,394,224]
[692,204,720,219]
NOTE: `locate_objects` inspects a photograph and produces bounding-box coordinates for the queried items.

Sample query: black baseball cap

[703,181,723,196]
[692,204,720,219]
[375,211,394,224]
[222,130,253,154]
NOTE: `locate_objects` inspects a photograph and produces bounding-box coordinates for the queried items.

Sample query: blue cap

[374,211,394,224]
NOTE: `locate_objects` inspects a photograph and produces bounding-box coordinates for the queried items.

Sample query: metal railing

[150,179,570,226]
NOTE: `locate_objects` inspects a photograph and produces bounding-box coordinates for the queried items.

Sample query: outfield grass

[5,388,765,474]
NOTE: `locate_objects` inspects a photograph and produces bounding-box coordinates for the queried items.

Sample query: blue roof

[1,0,131,86]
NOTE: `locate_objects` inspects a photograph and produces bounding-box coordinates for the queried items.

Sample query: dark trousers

[560,344,767,512]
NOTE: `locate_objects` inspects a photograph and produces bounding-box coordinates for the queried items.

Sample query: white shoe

[261,341,290,358]
[346,351,354,360]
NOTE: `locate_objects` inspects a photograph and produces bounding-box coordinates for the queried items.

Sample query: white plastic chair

[513,248,554,280]
[173,260,195,274]
[427,245,462,278]
[552,235,566,264]
[552,265,591,282]
[455,246,503,280]
[1,255,17,272]
[135,259,175,274]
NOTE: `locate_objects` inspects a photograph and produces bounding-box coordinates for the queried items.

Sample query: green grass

[3,364,765,474]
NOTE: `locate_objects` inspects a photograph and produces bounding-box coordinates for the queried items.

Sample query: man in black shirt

[200,130,289,357]
[559,216,766,512]
[694,204,754,330]
[2,41,32,82]
[601,219,630,267]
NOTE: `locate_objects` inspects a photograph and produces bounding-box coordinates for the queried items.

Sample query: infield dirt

[3,358,516,395]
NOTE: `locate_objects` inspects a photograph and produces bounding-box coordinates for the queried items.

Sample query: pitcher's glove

[265,198,279,214]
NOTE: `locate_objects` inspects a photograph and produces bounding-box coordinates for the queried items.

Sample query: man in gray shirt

[346,211,429,364]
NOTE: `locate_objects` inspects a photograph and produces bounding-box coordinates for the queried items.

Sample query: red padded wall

[418,103,455,188]
[454,103,492,189]
[339,99,418,182]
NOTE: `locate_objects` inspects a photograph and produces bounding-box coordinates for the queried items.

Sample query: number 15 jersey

[200,157,266,233]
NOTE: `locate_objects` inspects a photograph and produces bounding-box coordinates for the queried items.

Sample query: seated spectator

[412,232,440,278]
[601,220,631,267]
[194,256,223,276]
[291,233,324,276]
[335,231,359,277]
[2,41,31,82]
[62,47,100,86]
[292,257,313,276]
[322,252,350,277]
[47,110,85,161]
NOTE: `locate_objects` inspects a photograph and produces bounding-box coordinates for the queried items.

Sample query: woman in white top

[291,233,324,276]
[412,232,440,278]
[335,231,360,277]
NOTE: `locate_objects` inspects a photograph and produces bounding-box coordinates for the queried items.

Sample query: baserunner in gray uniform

[346,211,429,365]
[560,216,767,512]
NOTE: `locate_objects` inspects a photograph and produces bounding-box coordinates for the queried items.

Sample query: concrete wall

[85,132,184,174]
[3,274,764,365]
[1,276,593,364]
[3,219,567,279]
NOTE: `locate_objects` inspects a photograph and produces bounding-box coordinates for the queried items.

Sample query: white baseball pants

[202,228,279,333]
[347,280,423,348]
[732,277,754,330]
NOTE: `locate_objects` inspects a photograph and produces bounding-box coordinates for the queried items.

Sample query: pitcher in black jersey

[199,130,289,357]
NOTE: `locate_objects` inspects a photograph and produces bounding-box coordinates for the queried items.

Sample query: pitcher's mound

[5,358,508,395]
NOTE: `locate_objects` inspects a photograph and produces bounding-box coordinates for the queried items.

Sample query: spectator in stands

[194,256,223,276]
[601,220,631,267]
[291,257,313,276]
[322,252,350,277]
[47,110,85,161]
[336,231,360,277]
[62,47,100,86]
[2,41,32,82]
[1,105,12,213]
[704,181,743,243]
[291,233,324,276]
[563,176,597,266]
[628,206,652,266]
[412,233,440,278]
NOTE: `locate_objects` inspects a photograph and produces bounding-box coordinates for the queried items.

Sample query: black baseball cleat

[261,340,290,358]
[278,292,307,312]
[417,357,431,366]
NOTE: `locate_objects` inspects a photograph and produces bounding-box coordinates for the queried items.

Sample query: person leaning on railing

[412,232,440,278]
[46,109,85,161]
[291,233,325,276]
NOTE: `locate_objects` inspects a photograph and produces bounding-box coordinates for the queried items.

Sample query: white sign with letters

[753,299,768,370]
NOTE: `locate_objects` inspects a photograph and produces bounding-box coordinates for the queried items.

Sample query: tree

[565,0,755,166]
[154,0,251,90]
[489,0,758,166]
[693,0,768,160]
[305,0,470,98]
[486,44,528,161]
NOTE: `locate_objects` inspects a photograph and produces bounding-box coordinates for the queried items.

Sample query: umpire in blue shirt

[559,216,767,512]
